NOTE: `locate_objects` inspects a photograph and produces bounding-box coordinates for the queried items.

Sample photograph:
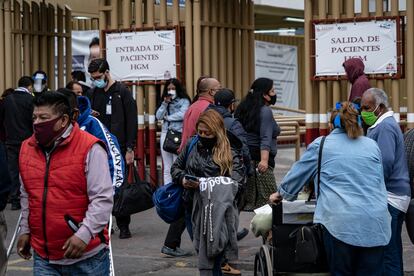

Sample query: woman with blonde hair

[171,109,245,276]
[270,102,391,275]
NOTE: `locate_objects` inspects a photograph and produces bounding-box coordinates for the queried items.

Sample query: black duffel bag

[113,164,154,217]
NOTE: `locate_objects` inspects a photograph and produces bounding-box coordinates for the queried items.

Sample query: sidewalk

[4,146,414,275]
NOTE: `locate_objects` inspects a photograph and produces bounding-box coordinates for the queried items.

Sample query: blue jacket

[156,97,190,133]
[77,96,125,193]
[367,111,411,197]
[279,129,391,247]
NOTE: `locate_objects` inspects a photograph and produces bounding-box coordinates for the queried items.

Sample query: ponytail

[330,101,362,139]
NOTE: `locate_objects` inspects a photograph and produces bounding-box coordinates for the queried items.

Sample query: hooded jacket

[77,96,125,192]
[343,58,371,101]
[171,137,244,270]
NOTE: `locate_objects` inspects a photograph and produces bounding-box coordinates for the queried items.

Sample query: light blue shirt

[278,129,391,247]
[156,97,190,133]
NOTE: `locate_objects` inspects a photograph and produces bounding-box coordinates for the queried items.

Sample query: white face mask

[168,90,177,99]
[34,82,43,93]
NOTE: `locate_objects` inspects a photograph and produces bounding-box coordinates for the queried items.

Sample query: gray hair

[364,88,390,108]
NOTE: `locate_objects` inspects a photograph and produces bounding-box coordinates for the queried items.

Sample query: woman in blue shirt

[270,102,391,276]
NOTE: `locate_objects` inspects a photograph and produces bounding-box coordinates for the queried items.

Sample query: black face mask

[268,94,277,105]
[199,136,217,149]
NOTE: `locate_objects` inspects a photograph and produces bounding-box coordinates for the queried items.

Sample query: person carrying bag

[112,164,154,217]
[269,102,391,276]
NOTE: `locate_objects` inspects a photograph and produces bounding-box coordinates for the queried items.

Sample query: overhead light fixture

[254,29,296,34]
[283,17,305,23]
[73,16,91,20]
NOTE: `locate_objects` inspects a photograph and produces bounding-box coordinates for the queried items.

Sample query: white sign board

[255,40,299,115]
[314,19,398,76]
[105,30,177,81]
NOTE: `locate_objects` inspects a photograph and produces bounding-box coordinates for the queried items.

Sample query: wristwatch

[126,147,134,153]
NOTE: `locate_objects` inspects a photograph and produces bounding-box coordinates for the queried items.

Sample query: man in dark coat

[0,76,34,210]
[343,58,371,101]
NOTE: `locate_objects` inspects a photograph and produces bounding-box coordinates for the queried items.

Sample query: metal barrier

[277,121,302,161]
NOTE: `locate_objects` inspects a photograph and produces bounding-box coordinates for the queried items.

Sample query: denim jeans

[33,248,110,276]
[323,228,385,276]
[384,204,405,276]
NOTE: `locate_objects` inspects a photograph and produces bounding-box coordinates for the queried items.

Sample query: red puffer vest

[19,123,109,260]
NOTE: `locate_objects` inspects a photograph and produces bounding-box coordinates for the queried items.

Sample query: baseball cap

[214,88,235,108]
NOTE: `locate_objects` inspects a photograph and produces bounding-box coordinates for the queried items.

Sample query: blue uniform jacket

[77,96,125,193]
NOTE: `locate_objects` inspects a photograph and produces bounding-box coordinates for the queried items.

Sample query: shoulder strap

[184,135,199,164]
[316,136,326,200]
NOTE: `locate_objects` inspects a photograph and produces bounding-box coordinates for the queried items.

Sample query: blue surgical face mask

[94,78,107,89]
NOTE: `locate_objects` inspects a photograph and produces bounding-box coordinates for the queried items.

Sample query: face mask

[361,105,380,126]
[94,78,107,89]
[199,136,217,149]
[33,116,65,146]
[266,94,277,105]
[34,83,43,93]
[168,90,177,99]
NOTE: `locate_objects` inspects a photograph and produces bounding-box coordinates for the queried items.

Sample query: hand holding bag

[112,164,154,217]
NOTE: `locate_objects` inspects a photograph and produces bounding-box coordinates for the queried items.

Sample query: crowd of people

[0,57,282,275]
[0,56,411,276]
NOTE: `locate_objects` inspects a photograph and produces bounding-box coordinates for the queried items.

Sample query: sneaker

[237,228,249,241]
[119,228,131,239]
[161,245,192,257]
[221,263,241,275]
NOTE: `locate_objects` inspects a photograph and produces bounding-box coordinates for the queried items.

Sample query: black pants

[5,144,20,204]
[164,216,186,249]
[116,149,131,230]
[116,215,131,230]
[323,228,385,276]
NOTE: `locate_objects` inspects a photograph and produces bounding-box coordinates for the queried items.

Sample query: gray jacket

[155,97,190,133]
[192,176,239,271]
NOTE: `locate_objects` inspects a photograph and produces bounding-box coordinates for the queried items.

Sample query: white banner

[314,19,398,76]
[105,30,177,81]
[72,30,100,73]
[255,40,299,115]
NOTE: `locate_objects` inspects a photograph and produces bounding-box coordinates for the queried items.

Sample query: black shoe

[11,202,21,210]
[119,228,131,239]
[237,228,249,241]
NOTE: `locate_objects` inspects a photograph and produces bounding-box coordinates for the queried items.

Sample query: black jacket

[171,136,245,197]
[89,82,137,150]
[0,89,34,145]
[209,105,252,175]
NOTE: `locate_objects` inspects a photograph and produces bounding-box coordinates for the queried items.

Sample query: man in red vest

[16,92,113,275]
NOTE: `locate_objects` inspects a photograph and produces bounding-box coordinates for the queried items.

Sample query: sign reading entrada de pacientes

[313,18,400,79]
[105,29,177,81]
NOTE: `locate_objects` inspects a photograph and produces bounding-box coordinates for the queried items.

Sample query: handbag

[153,136,199,223]
[162,103,182,154]
[163,129,182,154]
[292,136,328,266]
[112,164,154,217]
